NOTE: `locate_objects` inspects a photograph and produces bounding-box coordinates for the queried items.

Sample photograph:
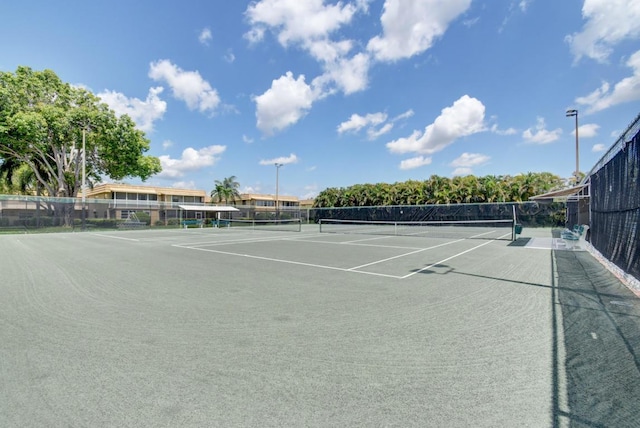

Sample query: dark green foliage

[313,173,565,208]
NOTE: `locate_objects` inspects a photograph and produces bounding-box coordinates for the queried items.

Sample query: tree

[311,172,564,208]
[210,176,240,205]
[0,66,161,207]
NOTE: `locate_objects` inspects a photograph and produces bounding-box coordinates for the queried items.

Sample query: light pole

[566,109,579,183]
[81,128,87,231]
[274,163,283,220]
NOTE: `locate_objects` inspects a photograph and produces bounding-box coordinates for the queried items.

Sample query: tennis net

[318,218,515,240]
[226,218,302,232]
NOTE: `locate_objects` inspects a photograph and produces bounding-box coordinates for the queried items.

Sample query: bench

[182,219,204,229]
[561,224,589,249]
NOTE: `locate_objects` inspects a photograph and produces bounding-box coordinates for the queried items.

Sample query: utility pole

[275,163,283,220]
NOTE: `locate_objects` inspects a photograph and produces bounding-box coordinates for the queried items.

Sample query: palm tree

[210,182,226,204]
[210,176,241,205]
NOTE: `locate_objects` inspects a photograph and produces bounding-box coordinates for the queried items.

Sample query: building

[1,183,306,228]
[84,183,208,225]
[232,193,300,219]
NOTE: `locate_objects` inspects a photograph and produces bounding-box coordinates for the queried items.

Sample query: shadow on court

[408,246,640,427]
[551,249,640,427]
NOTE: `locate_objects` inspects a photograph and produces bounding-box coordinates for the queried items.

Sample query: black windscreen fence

[310,201,565,228]
[589,129,640,281]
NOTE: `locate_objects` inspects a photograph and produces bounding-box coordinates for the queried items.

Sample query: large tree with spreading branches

[0,66,161,203]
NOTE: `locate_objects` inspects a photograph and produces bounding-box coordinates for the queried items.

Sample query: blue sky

[2,0,639,199]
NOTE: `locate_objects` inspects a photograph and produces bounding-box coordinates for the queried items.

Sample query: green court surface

[1,225,639,427]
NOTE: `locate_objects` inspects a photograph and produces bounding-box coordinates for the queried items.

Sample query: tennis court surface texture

[1,225,639,427]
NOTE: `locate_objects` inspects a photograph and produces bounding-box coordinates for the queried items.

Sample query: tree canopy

[313,173,564,207]
[0,66,161,198]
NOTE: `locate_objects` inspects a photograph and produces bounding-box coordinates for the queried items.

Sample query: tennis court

[1,224,639,427]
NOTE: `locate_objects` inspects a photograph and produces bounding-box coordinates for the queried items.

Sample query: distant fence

[0,195,304,231]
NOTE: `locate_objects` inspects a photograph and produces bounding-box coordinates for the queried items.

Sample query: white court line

[401,232,511,279]
[341,235,397,244]
[174,234,307,248]
[90,233,139,242]
[347,239,465,271]
[290,238,426,250]
[171,244,403,279]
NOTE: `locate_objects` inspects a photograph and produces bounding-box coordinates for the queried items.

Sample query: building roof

[179,205,239,212]
[87,183,206,197]
[236,193,299,202]
[529,184,589,201]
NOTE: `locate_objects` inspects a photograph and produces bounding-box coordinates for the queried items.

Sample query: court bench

[182,219,204,229]
[561,224,589,249]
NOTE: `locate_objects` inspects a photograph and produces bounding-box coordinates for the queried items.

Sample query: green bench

[561,224,589,249]
[182,219,204,229]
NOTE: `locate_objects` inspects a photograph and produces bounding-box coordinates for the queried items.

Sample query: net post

[512,205,517,241]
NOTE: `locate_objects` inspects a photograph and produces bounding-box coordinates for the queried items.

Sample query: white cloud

[149,59,221,114]
[259,153,299,165]
[519,0,532,12]
[245,0,371,119]
[592,143,606,152]
[254,72,317,135]
[577,123,600,138]
[199,28,212,46]
[337,112,387,134]
[338,109,413,140]
[450,152,490,167]
[162,140,173,150]
[522,117,562,144]
[302,184,320,200]
[245,0,471,135]
[452,167,472,176]
[387,95,486,155]
[224,49,236,63]
[319,51,371,95]
[575,50,640,113]
[157,145,226,178]
[367,123,394,140]
[399,156,432,170]
[500,0,531,33]
[566,0,640,63]
[367,0,472,62]
[463,17,480,28]
[97,87,166,133]
[244,0,362,47]
[244,27,266,44]
[393,109,415,121]
[449,153,489,177]
[242,134,254,144]
[241,185,262,194]
[490,123,517,135]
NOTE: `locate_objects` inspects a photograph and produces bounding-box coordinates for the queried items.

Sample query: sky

[1,0,640,199]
